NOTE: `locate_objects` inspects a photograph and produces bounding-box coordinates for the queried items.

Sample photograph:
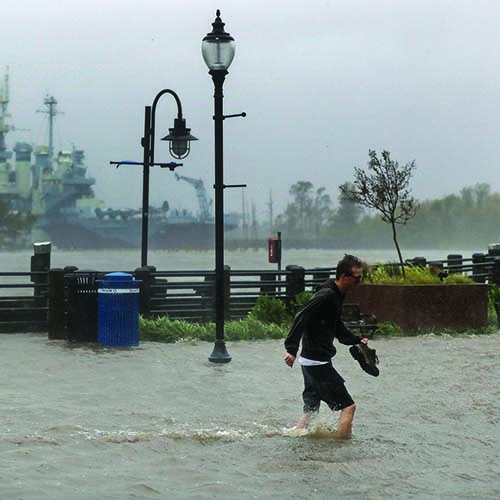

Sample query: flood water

[1,333,499,499]
[5,246,481,273]
[2,247,499,498]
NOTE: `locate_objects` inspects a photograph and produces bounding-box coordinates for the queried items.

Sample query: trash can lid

[105,272,133,281]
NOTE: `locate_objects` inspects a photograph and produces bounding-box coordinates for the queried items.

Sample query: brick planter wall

[347,284,489,331]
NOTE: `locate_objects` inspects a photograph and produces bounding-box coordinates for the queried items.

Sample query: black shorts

[301,362,355,412]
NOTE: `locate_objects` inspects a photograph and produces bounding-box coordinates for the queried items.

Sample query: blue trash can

[97,272,142,347]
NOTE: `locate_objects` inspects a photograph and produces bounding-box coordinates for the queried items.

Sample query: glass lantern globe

[202,10,235,71]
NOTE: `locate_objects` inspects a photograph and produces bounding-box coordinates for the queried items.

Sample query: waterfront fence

[0,271,49,332]
[2,251,500,335]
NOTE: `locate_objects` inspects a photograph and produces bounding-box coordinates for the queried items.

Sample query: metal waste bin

[66,270,102,343]
[97,272,141,347]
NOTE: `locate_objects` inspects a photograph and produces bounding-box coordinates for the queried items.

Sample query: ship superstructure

[0,70,238,249]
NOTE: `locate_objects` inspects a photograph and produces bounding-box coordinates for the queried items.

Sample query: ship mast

[37,95,61,161]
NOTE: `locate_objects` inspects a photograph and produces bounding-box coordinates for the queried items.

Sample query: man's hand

[360,338,369,345]
[284,353,296,368]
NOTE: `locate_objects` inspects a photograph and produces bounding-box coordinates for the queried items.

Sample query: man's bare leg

[337,404,356,439]
[296,412,315,429]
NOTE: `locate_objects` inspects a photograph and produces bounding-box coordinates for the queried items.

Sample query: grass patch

[139,315,289,343]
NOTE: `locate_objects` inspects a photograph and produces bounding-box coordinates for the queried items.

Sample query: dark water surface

[7,247,475,273]
[1,334,499,499]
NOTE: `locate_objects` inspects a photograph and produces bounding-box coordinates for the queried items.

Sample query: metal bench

[342,303,378,338]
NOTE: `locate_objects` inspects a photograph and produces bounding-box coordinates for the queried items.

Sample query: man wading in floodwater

[284,254,369,439]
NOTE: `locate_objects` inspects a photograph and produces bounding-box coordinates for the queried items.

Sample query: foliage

[139,311,495,343]
[0,200,35,249]
[331,182,364,230]
[270,179,500,250]
[398,183,500,248]
[488,284,500,306]
[247,295,289,325]
[364,263,475,285]
[443,273,476,284]
[139,291,322,343]
[487,285,500,328]
[290,291,314,310]
[339,150,418,275]
[139,315,288,343]
[139,316,213,343]
[274,181,333,241]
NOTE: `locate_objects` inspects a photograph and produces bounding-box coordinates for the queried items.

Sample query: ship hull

[35,216,236,250]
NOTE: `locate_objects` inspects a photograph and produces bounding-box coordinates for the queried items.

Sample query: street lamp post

[111,90,197,267]
[202,10,246,363]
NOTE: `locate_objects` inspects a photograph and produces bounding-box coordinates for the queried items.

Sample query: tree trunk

[392,222,406,278]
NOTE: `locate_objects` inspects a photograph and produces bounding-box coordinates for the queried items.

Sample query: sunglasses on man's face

[346,273,362,283]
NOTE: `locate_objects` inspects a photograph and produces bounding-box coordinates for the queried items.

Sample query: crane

[174,173,212,221]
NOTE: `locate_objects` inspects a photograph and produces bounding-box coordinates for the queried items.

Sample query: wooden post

[134,266,154,318]
[285,265,305,311]
[408,256,427,268]
[48,268,66,340]
[472,253,487,283]
[447,254,463,274]
[31,242,51,307]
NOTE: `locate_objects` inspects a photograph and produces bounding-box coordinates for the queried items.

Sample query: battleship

[0,71,238,249]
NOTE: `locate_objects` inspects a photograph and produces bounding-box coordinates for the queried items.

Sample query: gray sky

[2,0,500,220]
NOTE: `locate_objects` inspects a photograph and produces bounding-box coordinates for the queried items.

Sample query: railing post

[285,265,305,311]
[31,242,51,307]
[447,254,463,274]
[407,256,427,268]
[312,269,330,291]
[134,266,155,318]
[48,268,66,340]
[260,273,277,295]
[472,252,487,283]
[200,272,216,322]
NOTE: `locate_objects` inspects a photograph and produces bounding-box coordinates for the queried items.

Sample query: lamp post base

[209,340,232,363]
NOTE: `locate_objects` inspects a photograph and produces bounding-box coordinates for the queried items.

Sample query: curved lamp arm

[150,89,183,164]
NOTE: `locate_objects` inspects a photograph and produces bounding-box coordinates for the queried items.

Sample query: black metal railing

[0,271,49,332]
[2,251,500,335]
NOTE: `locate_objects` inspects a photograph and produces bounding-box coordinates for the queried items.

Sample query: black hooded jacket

[284,279,362,362]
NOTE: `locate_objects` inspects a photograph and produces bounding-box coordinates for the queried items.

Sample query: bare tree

[339,150,418,276]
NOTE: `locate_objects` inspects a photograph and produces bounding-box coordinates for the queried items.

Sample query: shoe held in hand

[350,344,380,377]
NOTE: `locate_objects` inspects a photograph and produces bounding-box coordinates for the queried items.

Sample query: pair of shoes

[349,344,380,377]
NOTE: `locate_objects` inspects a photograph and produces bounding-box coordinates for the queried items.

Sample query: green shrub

[365,263,474,285]
[291,291,314,309]
[248,295,289,325]
[488,284,500,307]
[442,273,475,284]
[139,316,213,342]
